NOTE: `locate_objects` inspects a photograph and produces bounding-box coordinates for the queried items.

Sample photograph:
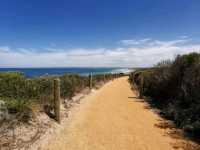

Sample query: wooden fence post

[54,78,61,123]
[103,74,106,83]
[89,73,93,89]
[139,76,144,99]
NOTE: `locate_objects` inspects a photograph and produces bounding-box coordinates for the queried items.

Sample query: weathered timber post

[54,78,61,123]
[103,74,106,83]
[139,76,144,99]
[89,73,93,89]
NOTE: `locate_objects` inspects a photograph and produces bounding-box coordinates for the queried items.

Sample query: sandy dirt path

[47,77,180,150]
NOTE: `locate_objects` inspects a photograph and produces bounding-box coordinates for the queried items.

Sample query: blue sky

[0,0,200,67]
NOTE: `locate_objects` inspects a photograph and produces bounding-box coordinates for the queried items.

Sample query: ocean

[0,67,131,77]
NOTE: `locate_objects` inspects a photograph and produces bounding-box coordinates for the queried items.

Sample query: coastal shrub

[0,72,54,99]
[0,72,119,117]
[60,74,88,99]
[1,97,30,113]
[0,72,26,98]
[129,52,200,137]
[92,74,105,87]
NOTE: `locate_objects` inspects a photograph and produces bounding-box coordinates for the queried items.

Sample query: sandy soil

[46,77,185,150]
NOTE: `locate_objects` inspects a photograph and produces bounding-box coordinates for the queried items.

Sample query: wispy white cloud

[0,46,10,52]
[120,38,151,45]
[0,37,200,67]
[147,39,189,47]
[66,48,106,57]
[179,35,189,39]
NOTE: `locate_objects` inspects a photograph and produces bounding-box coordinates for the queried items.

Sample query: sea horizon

[0,67,132,77]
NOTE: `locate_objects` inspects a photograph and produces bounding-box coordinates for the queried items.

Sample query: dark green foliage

[0,72,26,98]
[129,52,200,137]
[0,72,54,99]
[60,74,88,99]
[1,97,30,113]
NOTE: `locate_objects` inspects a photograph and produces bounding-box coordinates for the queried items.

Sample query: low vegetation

[0,72,118,121]
[129,52,200,138]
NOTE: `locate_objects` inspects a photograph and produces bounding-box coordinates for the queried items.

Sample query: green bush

[1,97,30,113]
[129,52,200,137]
[0,72,120,116]
[60,74,88,99]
